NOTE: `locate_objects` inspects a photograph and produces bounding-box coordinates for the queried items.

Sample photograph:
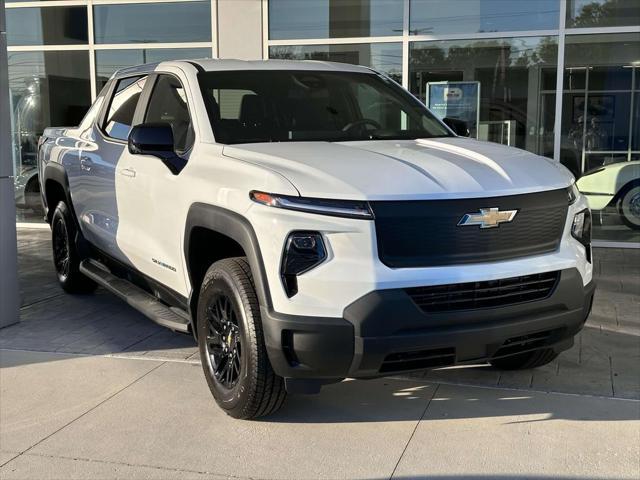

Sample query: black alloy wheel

[197,257,286,419]
[50,201,97,294]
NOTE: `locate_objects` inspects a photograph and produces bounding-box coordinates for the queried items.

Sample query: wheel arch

[612,178,640,205]
[184,203,273,327]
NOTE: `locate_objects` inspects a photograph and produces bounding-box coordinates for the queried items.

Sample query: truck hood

[223,137,574,200]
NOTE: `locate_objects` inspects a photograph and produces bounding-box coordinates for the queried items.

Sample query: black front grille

[406,271,560,313]
[380,347,456,373]
[371,188,568,268]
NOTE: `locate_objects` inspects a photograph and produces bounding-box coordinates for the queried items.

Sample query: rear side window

[103,75,147,140]
[144,74,194,153]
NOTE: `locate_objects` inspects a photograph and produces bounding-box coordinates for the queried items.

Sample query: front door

[115,73,195,295]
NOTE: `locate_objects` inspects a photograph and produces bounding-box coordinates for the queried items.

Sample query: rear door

[76,75,148,260]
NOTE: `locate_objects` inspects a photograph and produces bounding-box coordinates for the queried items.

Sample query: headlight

[567,184,580,205]
[281,231,327,297]
[250,191,373,219]
[571,208,592,263]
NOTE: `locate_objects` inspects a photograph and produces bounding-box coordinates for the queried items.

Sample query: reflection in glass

[269,43,402,84]
[145,75,193,152]
[268,0,403,39]
[567,0,640,28]
[409,36,558,157]
[6,7,88,46]
[95,48,211,92]
[104,77,147,141]
[563,33,640,243]
[409,0,559,35]
[8,51,91,220]
[93,2,211,44]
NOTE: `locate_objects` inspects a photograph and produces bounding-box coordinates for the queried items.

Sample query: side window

[144,75,194,153]
[103,76,147,141]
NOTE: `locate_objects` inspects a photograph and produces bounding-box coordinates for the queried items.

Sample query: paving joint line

[0,348,200,364]
[118,331,165,354]
[0,452,21,469]
[0,362,167,469]
[12,451,259,480]
[389,383,440,480]
[19,293,66,310]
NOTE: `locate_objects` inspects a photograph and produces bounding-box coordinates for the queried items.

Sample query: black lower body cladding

[262,268,595,380]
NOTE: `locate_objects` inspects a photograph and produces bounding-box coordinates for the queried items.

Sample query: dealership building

[4,0,640,246]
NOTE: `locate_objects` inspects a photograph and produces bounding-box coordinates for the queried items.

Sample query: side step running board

[80,259,191,333]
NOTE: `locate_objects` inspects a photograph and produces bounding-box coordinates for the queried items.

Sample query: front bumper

[262,268,595,380]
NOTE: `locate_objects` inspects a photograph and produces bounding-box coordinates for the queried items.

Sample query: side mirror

[128,123,186,174]
[443,117,470,137]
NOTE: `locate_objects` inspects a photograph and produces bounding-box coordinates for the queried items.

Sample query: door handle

[119,167,136,178]
[80,156,93,171]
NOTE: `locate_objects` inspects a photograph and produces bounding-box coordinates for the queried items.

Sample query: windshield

[198,70,452,144]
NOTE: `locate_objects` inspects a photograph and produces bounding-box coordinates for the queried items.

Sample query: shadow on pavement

[264,376,639,424]
[364,477,630,480]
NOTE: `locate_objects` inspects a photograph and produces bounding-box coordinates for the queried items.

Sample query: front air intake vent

[406,271,560,313]
[492,328,565,359]
[379,347,456,373]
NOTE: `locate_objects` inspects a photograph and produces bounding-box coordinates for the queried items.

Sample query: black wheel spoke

[52,219,71,277]
[205,292,242,389]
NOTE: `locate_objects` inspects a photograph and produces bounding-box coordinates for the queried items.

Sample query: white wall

[0,0,20,327]
[217,0,264,60]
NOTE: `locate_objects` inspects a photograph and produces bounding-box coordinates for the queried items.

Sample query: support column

[0,0,20,327]
[217,0,264,60]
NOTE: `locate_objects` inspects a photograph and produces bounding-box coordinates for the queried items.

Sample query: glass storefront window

[6,7,88,46]
[95,48,211,91]
[268,0,403,40]
[567,0,640,28]
[8,51,92,221]
[269,43,402,84]
[562,33,640,243]
[409,36,558,157]
[93,2,211,44]
[409,0,559,36]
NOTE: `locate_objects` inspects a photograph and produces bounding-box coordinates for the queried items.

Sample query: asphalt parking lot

[1,227,638,479]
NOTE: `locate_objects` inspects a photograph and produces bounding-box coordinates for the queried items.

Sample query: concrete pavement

[0,227,639,479]
[1,349,639,480]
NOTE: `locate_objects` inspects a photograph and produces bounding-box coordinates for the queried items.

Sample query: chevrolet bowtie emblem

[458,207,518,229]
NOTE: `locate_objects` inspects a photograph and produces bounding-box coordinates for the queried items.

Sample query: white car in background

[577,161,640,230]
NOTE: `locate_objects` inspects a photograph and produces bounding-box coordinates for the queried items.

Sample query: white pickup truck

[39,59,595,419]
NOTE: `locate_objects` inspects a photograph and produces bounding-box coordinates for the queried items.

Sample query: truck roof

[111,58,374,80]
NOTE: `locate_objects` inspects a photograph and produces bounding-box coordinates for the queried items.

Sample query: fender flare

[184,203,273,315]
[42,162,92,259]
[42,162,73,224]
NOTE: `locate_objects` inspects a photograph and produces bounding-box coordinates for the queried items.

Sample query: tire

[197,257,286,419]
[489,348,559,370]
[617,183,640,231]
[51,201,97,294]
